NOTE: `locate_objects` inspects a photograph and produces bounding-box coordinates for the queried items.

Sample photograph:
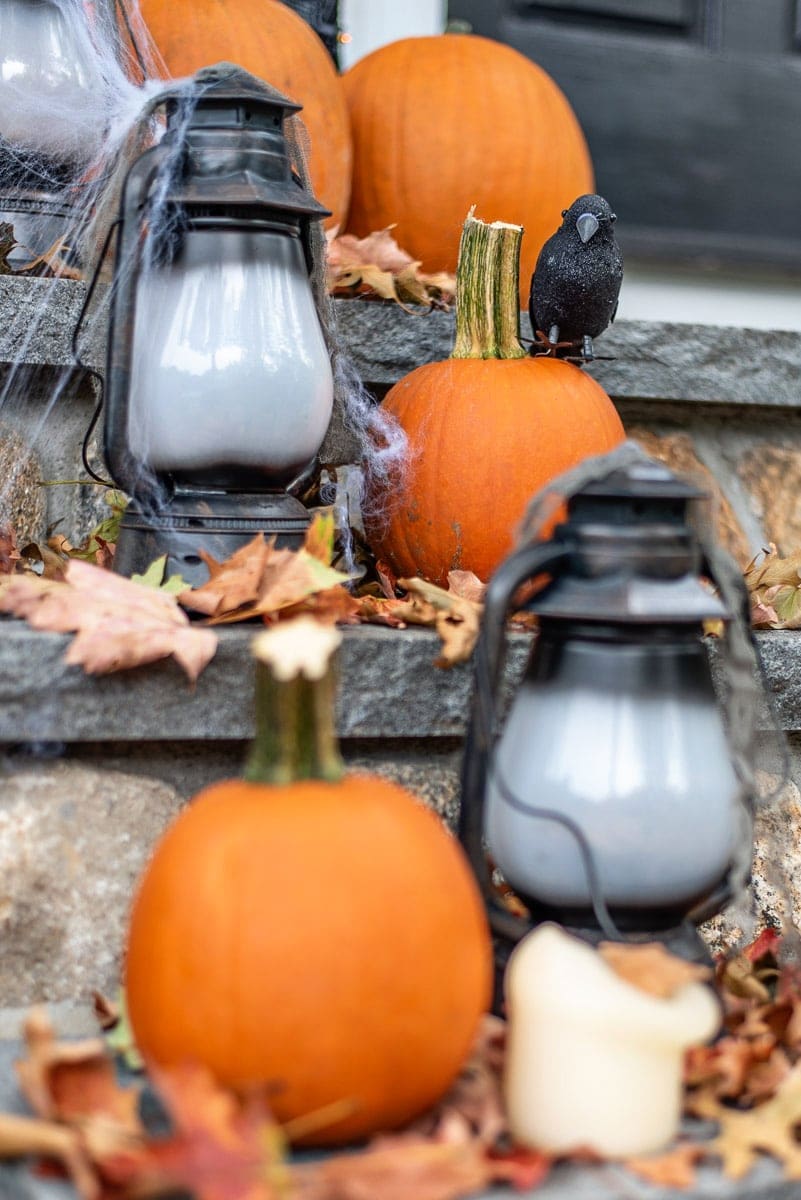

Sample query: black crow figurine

[529,194,623,362]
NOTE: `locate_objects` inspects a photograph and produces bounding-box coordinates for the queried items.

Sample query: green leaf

[131,555,189,594]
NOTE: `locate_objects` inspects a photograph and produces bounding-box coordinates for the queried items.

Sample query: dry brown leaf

[745,545,801,592]
[598,942,712,998]
[326,226,455,306]
[0,1113,99,1199]
[0,559,217,681]
[624,1141,704,1189]
[398,577,483,666]
[15,1008,142,1134]
[694,1065,801,1179]
[446,571,486,604]
[96,1063,286,1200]
[0,523,20,574]
[327,226,415,273]
[181,534,351,624]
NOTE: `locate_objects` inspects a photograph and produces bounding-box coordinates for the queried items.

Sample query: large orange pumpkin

[125,621,492,1146]
[137,0,352,228]
[366,216,624,585]
[342,35,593,305]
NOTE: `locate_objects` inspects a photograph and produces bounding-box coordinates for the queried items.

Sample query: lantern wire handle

[71,218,121,487]
[473,632,625,943]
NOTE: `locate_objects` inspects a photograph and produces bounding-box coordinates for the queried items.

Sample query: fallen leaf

[398,577,483,667]
[0,1113,99,1199]
[598,942,712,998]
[446,571,486,604]
[96,1063,287,1200]
[15,1008,141,1133]
[304,510,337,566]
[291,1134,548,1200]
[182,534,352,624]
[624,1141,704,1188]
[0,559,217,681]
[0,523,20,573]
[131,555,189,595]
[326,226,455,307]
[695,1064,801,1179]
[69,490,127,565]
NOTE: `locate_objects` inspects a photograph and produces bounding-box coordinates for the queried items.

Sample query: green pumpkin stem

[244,620,345,785]
[452,209,526,361]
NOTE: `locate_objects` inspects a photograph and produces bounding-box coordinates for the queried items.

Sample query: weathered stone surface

[0,430,46,545]
[629,427,751,566]
[0,762,182,1006]
[332,299,801,408]
[0,277,103,372]
[0,623,532,744]
[347,748,461,829]
[738,443,801,556]
[703,772,801,956]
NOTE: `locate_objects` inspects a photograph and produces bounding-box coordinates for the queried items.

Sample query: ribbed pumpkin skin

[342,36,593,305]
[125,775,492,1146]
[138,0,352,228]
[368,357,625,585]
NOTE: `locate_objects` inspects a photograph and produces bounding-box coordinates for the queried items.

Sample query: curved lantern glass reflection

[486,632,744,914]
[127,229,334,486]
[459,457,758,971]
[0,0,105,160]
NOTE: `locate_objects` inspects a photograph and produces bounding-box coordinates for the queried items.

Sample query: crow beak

[576,212,600,244]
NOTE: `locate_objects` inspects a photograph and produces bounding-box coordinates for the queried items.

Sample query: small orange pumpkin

[366,216,625,585]
[342,34,593,305]
[137,0,352,228]
[125,620,492,1146]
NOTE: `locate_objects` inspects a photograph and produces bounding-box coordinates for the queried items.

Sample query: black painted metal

[104,68,329,575]
[458,460,738,978]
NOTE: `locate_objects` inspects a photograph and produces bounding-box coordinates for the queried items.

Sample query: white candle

[504,924,721,1158]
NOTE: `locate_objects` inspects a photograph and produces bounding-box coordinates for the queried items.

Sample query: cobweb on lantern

[0,0,407,556]
[513,440,801,964]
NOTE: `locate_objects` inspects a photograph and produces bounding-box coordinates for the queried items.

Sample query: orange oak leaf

[0,559,217,681]
[624,1141,704,1189]
[181,534,351,624]
[693,1064,801,1179]
[96,1063,286,1200]
[599,942,712,998]
[0,523,20,574]
[15,1009,141,1134]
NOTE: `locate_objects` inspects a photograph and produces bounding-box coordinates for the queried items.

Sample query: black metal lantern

[459,455,757,981]
[103,65,333,583]
[0,0,113,263]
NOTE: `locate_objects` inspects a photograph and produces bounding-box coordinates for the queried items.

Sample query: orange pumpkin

[125,620,492,1146]
[366,216,625,585]
[137,0,352,228]
[342,35,593,305]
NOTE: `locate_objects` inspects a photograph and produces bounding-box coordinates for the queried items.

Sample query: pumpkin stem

[452,210,526,361]
[245,619,345,785]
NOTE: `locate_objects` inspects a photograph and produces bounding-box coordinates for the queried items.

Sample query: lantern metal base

[113,490,311,588]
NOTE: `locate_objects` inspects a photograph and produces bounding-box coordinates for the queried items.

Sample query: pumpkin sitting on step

[125,619,492,1146]
[365,213,625,586]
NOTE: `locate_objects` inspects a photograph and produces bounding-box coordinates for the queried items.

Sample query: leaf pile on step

[326,226,455,308]
[0,511,489,676]
[0,221,82,279]
[746,544,801,629]
[0,1008,549,1200]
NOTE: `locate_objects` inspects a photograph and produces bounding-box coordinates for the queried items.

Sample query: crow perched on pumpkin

[529,193,623,362]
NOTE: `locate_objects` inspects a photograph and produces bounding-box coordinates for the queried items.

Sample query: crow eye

[610,213,617,222]
[561,209,568,217]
